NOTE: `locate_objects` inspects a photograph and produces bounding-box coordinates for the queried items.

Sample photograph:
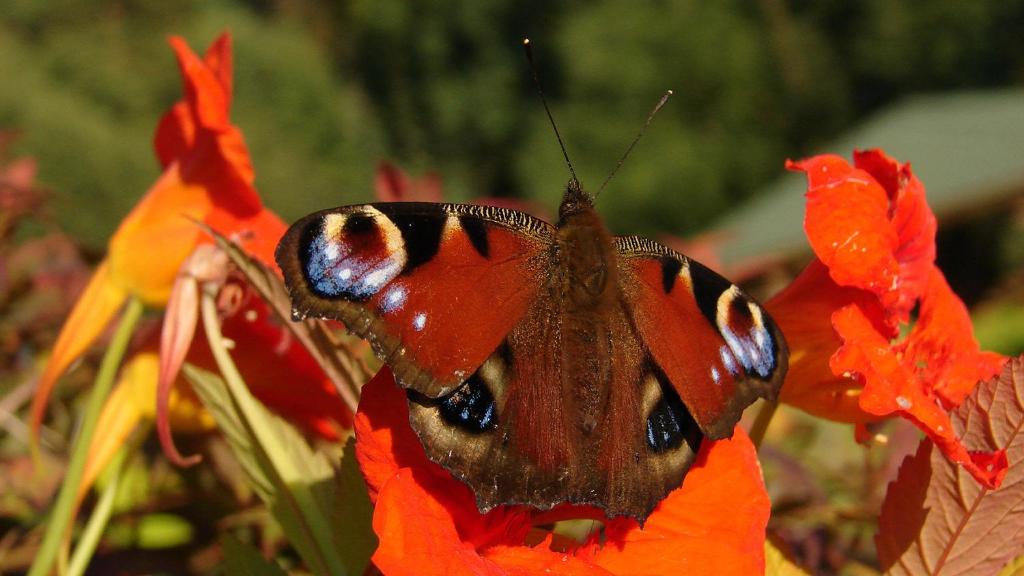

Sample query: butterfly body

[276,179,787,522]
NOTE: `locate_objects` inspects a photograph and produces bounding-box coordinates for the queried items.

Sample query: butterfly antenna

[595,90,673,198]
[523,38,579,186]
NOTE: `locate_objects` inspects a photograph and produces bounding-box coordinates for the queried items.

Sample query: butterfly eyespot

[435,374,498,433]
[645,371,703,454]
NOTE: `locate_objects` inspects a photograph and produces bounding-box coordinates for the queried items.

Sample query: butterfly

[275,173,788,523]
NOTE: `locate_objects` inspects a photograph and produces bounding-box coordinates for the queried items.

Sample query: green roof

[714,89,1024,268]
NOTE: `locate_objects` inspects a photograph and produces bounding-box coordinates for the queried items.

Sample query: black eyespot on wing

[460,216,490,259]
[660,256,683,294]
[646,365,703,454]
[430,373,498,433]
[297,214,324,286]
[343,212,377,236]
[393,212,446,273]
[689,259,733,328]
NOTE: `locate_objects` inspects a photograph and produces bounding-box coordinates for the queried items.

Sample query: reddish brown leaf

[877,356,1024,575]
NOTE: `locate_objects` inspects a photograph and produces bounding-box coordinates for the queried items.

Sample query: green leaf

[184,363,346,576]
[221,534,288,576]
[333,438,377,573]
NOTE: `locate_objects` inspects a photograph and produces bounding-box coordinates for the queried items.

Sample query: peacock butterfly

[275,170,788,522]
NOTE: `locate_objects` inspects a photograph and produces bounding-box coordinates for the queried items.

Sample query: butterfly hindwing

[275,202,554,398]
[406,289,706,520]
[616,236,787,439]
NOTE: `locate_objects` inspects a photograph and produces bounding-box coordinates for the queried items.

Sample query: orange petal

[108,162,213,305]
[853,150,936,322]
[80,351,158,500]
[767,260,879,423]
[588,428,770,576]
[831,303,1006,488]
[354,367,435,501]
[204,205,287,270]
[899,268,1007,407]
[789,155,900,307]
[371,468,508,576]
[31,260,127,436]
[483,545,614,575]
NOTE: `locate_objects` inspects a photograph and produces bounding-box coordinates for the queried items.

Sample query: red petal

[204,205,287,270]
[898,268,1007,407]
[202,33,233,107]
[483,545,613,575]
[371,468,510,576]
[854,149,936,322]
[788,151,938,328]
[168,36,231,131]
[831,303,1005,488]
[164,35,260,213]
[374,161,444,203]
[154,102,194,169]
[354,367,433,501]
[588,428,770,576]
[767,259,881,423]
[788,155,900,315]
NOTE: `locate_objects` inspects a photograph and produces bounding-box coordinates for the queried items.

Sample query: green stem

[29,298,144,576]
[749,400,779,450]
[200,286,346,576]
[66,446,129,576]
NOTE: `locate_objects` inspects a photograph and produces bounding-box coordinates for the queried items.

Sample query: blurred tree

[1,0,1022,244]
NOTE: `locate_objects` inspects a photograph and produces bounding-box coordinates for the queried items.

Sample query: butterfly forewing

[615,235,788,439]
[275,202,554,398]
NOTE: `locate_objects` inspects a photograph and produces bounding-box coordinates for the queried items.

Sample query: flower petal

[81,352,158,500]
[371,468,507,576]
[354,367,435,501]
[788,150,938,329]
[831,300,1006,488]
[767,260,883,423]
[789,154,900,313]
[588,428,770,576]
[108,163,213,305]
[156,254,207,467]
[374,161,443,203]
[853,150,936,322]
[898,268,1006,407]
[31,260,127,435]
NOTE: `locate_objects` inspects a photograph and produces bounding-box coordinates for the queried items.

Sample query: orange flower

[768,149,1008,487]
[355,368,770,576]
[31,34,350,480]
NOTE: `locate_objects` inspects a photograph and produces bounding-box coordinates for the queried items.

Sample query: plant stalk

[28,298,144,576]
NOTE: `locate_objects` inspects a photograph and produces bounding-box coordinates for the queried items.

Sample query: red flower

[355,368,770,575]
[768,149,1008,487]
[32,34,350,490]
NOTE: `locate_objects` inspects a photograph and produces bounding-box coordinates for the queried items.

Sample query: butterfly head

[558,177,596,224]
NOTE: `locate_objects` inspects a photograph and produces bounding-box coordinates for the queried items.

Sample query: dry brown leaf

[877,356,1024,575]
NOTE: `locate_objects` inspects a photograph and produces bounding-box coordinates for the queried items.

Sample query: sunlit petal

[31,260,127,435]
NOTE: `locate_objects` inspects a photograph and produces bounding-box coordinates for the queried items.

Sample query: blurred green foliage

[1,0,1023,247]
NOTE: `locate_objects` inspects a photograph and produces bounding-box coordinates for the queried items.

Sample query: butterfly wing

[275,202,554,398]
[615,236,788,439]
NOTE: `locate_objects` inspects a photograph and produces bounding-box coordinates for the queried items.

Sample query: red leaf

[877,357,1024,575]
